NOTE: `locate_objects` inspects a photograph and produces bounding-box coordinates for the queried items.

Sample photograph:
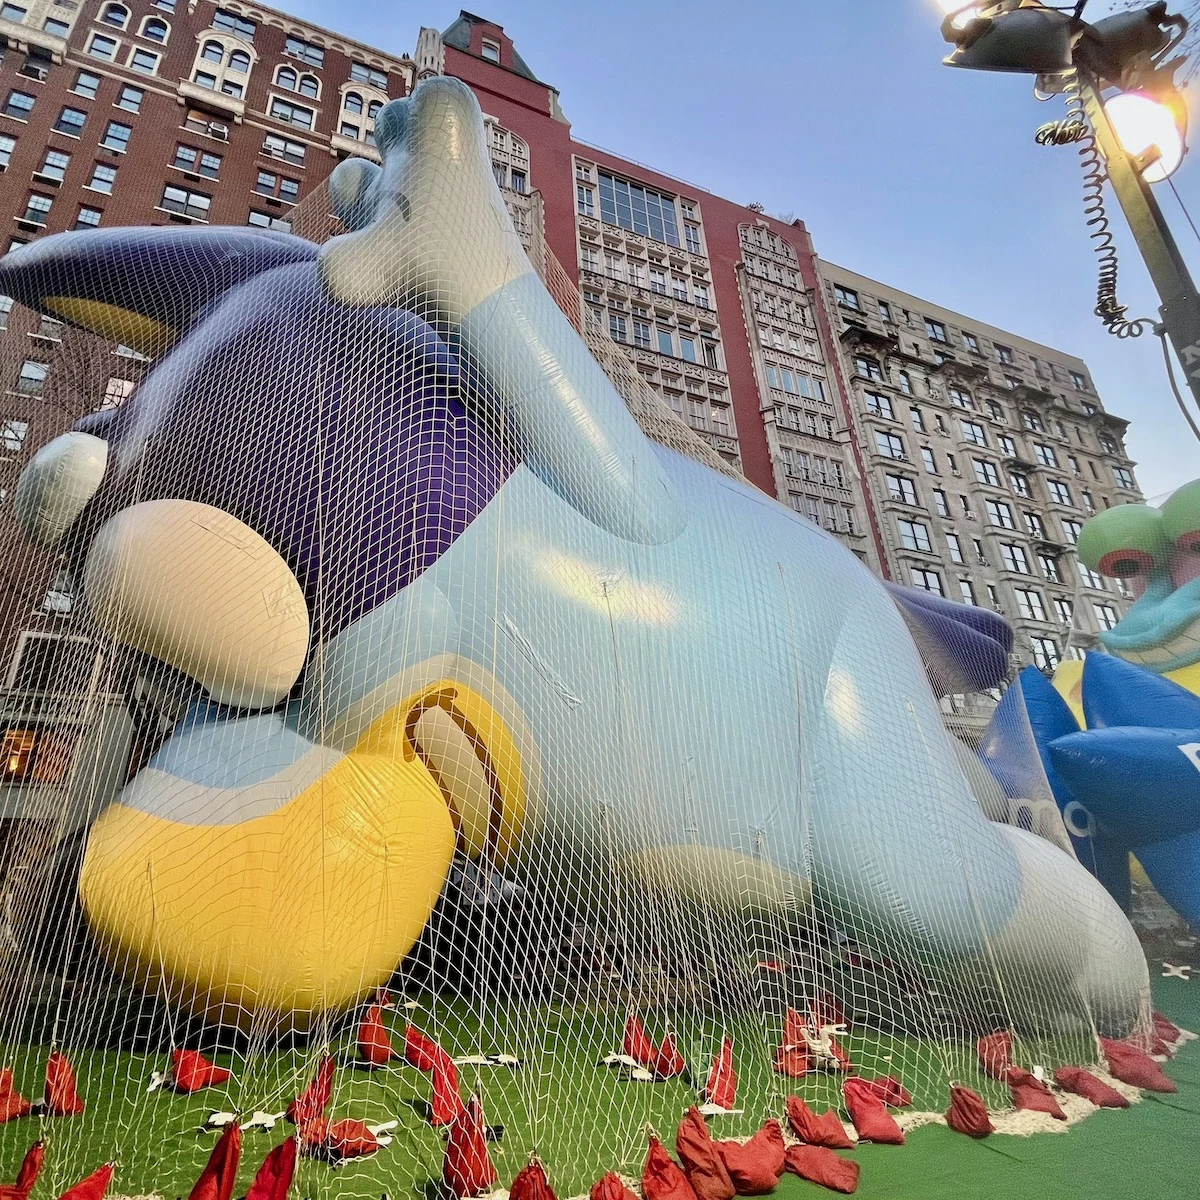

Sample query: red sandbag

[945,1085,992,1138]
[172,1050,231,1094]
[810,994,847,1032]
[431,1058,466,1127]
[1053,1066,1129,1109]
[783,1145,858,1195]
[785,1097,853,1150]
[357,1006,397,1067]
[44,1053,84,1117]
[703,1038,736,1111]
[624,1015,657,1067]
[715,1122,786,1195]
[590,1173,638,1200]
[405,1026,451,1073]
[655,1035,688,1080]
[643,1136,698,1200]
[510,1158,557,1200]
[327,1119,379,1161]
[296,1119,329,1151]
[977,1032,1012,1081]
[0,1140,44,1200]
[773,1010,810,1077]
[852,1076,911,1108]
[444,1096,497,1199]
[1100,1038,1177,1093]
[245,1139,296,1200]
[676,1108,734,1200]
[1007,1069,1065,1120]
[188,1124,241,1200]
[1153,1011,1182,1044]
[0,1070,31,1124]
[842,1079,904,1145]
[55,1165,112,1200]
[286,1055,334,1126]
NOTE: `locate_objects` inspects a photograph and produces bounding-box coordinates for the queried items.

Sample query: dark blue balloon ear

[1081,651,1200,730]
[373,98,410,155]
[329,158,382,232]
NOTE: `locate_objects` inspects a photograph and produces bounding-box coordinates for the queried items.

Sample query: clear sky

[294,0,1199,500]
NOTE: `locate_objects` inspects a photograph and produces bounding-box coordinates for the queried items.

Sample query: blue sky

[296,0,1199,500]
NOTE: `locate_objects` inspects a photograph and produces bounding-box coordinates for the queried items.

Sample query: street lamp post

[937,1,1200,422]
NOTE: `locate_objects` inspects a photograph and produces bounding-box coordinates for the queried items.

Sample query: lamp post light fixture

[935,1,1200,426]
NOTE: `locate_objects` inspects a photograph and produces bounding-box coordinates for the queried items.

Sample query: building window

[112,85,142,113]
[964,332,980,353]
[933,488,950,518]
[1031,636,1060,671]
[50,108,88,140]
[925,318,948,343]
[71,71,101,99]
[276,67,319,98]
[878,299,893,323]
[679,335,696,363]
[961,419,987,447]
[693,283,709,309]
[996,344,1014,365]
[86,162,116,193]
[921,447,937,474]
[269,98,314,129]
[998,434,1016,457]
[886,474,917,505]
[1092,602,1119,631]
[973,458,999,487]
[160,183,210,220]
[959,578,976,605]
[247,210,290,231]
[855,356,883,381]
[1000,542,1030,574]
[99,2,128,25]
[1070,369,1089,391]
[608,312,626,343]
[1034,443,1058,468]
[876,431,906,460]
[350,61,387,88]
[985,499,1015,529]
[0,135,13,170]
[20,193,51,225]
[1047,479,1072,505]
[947,532,964,562]
[576,184,594,217]
[141,16,168,42]
[74,205,102,229]
[16,360,47,395]
[3,90,36,119]
[1052,596,1072,623]
[1022,410,1044,432]
[656,327,674,356]
[684,224,701,255]
[864,392,893,419]
[100,120,132,152]
[898,519,932,552]
[212,9,255,40]
[910,567,943,595]
[0,1,27,20]
[598,171,680,246]
[910,406,926,433]
[632,320,650,349]
[834,285,859,311]
[1009,471,1029,498]
[1113,466,1135,489]
[1079,563,1106,590]
[86,33,118,60]
[1023,512,1045,539]
[36,150,70,183]
[1014,587,1047,621]
[1039,554,1062,583]
[948,386,972,409]
[262,134,305,166]
[284,35,324,68]
[173,144,221,178]
[896,370,912,396]
[481,37,500,63]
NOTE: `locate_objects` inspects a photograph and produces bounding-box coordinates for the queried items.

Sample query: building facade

[0,3,1144,768]
[818,262,1142,732]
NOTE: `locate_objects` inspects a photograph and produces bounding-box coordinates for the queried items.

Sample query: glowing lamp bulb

[1104,91,1186,183]
[938,1,984,30]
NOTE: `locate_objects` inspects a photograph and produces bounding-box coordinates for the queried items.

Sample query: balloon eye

[1176,530,1200,555]
[1162,479,1200,555]
[1097,548,1156,577]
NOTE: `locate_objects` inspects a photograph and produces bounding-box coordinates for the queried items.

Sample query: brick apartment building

[0,2,1144,786]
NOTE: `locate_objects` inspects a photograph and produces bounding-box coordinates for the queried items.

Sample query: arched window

[201,40,224,63]
[228,49,250,72]
[367,100,383,118]
[276,66,297,90]
[344,91,363,114]
[141,17,168,42]
[298,74,318,98]
[101,3,129,27]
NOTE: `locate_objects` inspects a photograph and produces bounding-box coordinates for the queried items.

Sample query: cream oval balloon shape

[84,499,309,709]
[14,431,109,549]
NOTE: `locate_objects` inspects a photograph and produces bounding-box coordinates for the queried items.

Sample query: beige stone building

[818,262,1143,736]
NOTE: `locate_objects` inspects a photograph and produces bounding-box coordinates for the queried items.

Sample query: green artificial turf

[0,975,1194,1200]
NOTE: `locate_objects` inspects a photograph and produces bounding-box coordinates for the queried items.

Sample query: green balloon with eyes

[1076,478,1200,683]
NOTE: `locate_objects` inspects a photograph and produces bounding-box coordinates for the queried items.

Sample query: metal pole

[1077,72,1200,413]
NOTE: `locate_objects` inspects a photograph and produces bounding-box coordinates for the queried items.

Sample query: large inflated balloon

[0,78,1146,1034]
